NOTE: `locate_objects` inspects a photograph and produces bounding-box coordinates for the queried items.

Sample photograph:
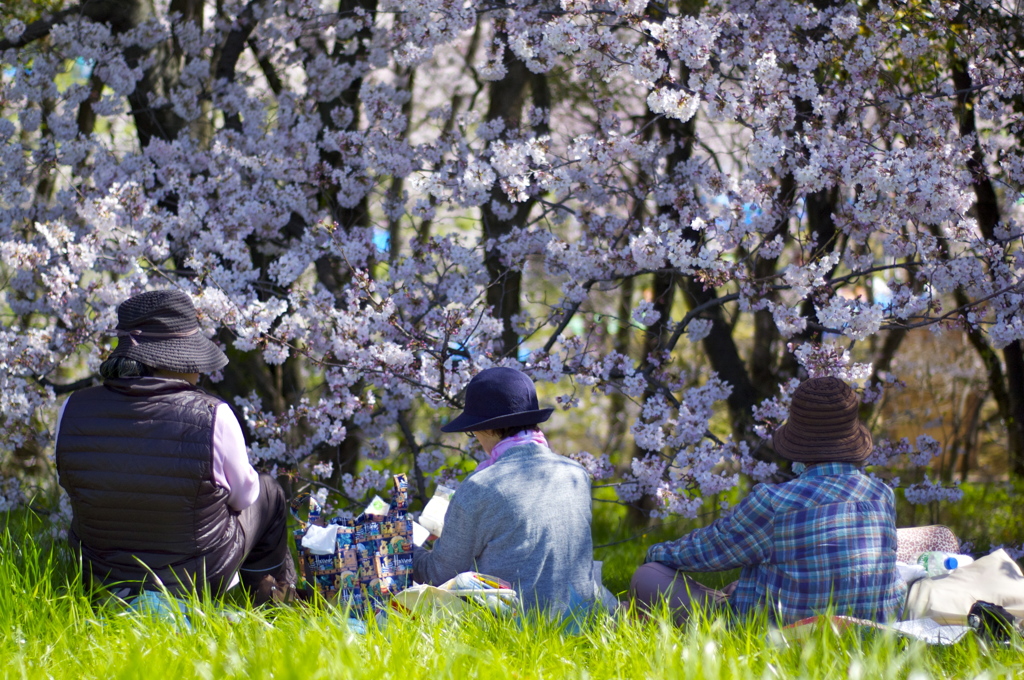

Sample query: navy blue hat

[441,367,554,433]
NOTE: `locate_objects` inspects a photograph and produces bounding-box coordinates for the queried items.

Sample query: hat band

[112,327,199,346]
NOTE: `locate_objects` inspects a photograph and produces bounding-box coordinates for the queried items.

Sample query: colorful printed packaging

[292,473,414,614]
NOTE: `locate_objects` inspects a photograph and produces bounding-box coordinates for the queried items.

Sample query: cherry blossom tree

[2,0,1022,526]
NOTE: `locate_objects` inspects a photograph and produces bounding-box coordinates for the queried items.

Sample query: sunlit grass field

[3,504,1023,680]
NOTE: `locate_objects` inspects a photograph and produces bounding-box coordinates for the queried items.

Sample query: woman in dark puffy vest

[55,290,295,602]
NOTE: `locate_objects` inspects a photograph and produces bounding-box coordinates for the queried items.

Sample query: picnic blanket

[772,615,970,646]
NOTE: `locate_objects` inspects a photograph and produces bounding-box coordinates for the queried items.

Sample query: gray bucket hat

[109,290,228,373]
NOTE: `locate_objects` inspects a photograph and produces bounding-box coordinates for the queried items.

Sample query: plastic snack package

[364,495,390,519]
[301,524,341,555]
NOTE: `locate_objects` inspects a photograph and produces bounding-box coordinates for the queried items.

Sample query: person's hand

[253,575,300,606]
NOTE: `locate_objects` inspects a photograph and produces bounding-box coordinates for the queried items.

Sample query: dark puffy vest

[56,378,244,593]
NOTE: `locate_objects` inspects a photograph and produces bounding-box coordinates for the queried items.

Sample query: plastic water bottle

[917,551,975,576]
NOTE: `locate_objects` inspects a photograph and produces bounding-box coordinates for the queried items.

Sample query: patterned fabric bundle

[292,474,414,613]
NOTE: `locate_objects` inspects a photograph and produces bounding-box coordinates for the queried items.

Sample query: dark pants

[236,473,297,590]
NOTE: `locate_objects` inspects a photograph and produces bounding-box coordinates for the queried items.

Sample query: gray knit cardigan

[412,442,598,613]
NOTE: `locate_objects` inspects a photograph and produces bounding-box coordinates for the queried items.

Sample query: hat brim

[109,333,229,374]
[440,407,553,433]
[772,420,873,465]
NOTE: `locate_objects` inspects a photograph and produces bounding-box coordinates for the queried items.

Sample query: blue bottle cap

[943,557,958,570]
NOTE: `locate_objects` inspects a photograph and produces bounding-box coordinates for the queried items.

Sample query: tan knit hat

[771,377,873,464]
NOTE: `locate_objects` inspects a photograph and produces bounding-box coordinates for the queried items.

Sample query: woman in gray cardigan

[412,367,598,615]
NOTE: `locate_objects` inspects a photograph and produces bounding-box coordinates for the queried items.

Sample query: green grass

[2,515,1023,680]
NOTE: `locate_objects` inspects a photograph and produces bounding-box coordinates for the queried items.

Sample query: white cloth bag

[903,549,1024,624]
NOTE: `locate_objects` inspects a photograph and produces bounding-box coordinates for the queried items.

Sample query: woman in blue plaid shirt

[631,377,905,624]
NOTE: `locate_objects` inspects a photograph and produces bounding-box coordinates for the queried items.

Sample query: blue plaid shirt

[646,463,906,623]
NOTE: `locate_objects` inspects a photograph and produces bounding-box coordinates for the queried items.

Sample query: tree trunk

[481,55,535,358]
[951,53,1024,476]
[626,272,676,526]
[606,276,635,460]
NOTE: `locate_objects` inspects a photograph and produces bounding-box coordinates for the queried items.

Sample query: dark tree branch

[248,37,283,95]
[951,47,1024,476]
[216,0,261,132]
[0,1,139,51]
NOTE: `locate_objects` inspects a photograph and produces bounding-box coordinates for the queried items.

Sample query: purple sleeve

[212,403,260,511]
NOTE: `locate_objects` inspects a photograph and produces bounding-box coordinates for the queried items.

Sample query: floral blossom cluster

[902,476,964,506]
[864,436,963,506]
[868,436,944,470]
[0,478,25,513]
[2,0,1020,526]
[568,450,615,481]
